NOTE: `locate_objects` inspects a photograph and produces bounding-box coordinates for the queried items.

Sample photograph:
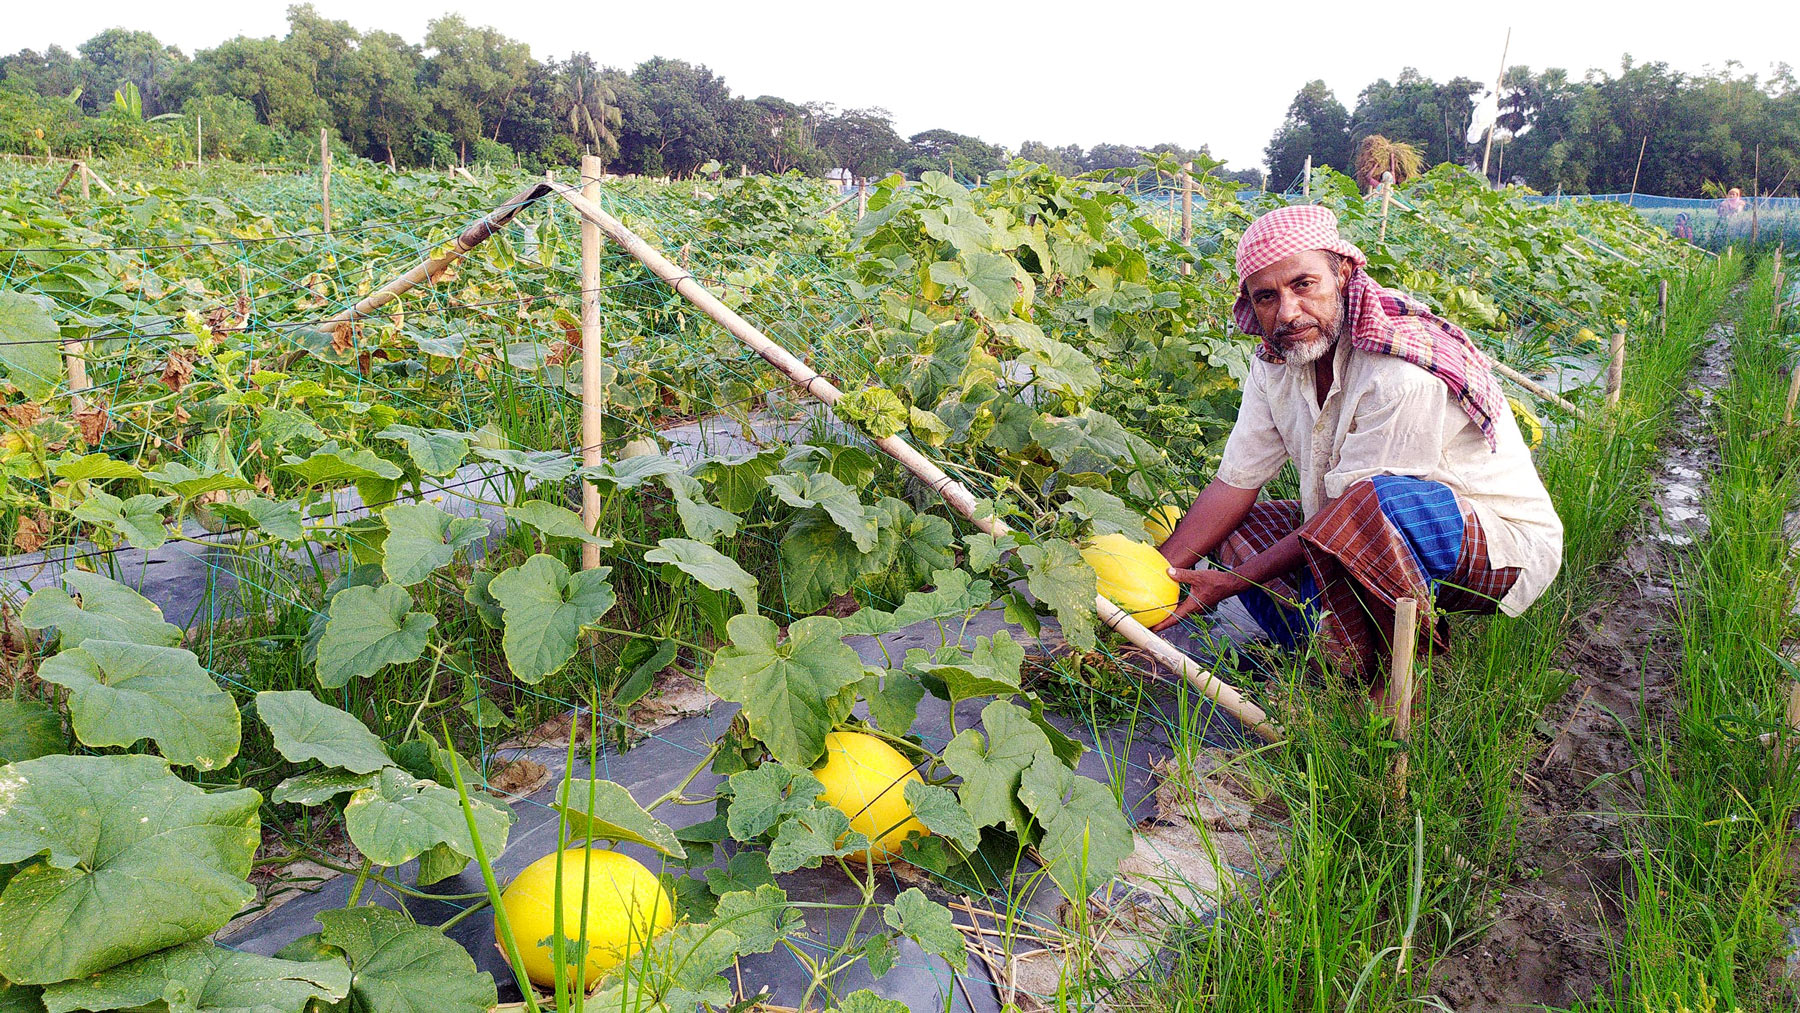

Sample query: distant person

[1672,212,1694,241]
[1718,187,1747,238]
[1152,206,1563,687]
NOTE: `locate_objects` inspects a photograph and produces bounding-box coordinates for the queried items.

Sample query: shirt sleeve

[1323,367,1450,498]
[1215,369,1287,490]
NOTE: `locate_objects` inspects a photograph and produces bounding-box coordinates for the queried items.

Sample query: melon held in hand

[1080,532,1183,627]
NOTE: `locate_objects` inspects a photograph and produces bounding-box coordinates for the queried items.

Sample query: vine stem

[436,898,491,932]
[641,743,723,813]
[345,858,372,907]
[307,854,490,902]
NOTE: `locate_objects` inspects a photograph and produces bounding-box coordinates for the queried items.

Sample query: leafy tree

[171,35,324,132]
[420,14,532,159]
[334,29,427,167]
[76,29,186,117]
[556,54,621,163]
[901,129,1006,181]
[814,105,902,179]
[1017,141,1083,175]
[0,46,84,101]
[615,57,730,175]
[1350,68,1481,172]
[1264,79,1352,186]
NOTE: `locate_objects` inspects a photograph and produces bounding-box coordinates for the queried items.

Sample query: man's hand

[1150,567,1250,632]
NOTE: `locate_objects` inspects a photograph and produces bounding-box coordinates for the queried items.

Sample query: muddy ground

[1431,317,1734,1009]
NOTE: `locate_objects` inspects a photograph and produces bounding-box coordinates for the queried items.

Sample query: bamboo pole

[820,189,859,216]
[1490,360,1586,419]
[1302,155,1311,197]
[321,128,333,234]
[1178,161,1193,276]
[63,338,88,415]
[79,162,91,201]
[1752,144,1761,246]
[856,177,868,221]
[196,115,203,170]
[80,163,116,196]
[1605,332,1627,409]
[580,155,605,571]
[1657,279,1669,337]
[1627,136,1647,207]
[1782,353,1800,427]
[1389,596,1419,795]
[53,161,81,198]
[1481,28,1511,184]
[275,182,552,366]
[543,181,1284,743]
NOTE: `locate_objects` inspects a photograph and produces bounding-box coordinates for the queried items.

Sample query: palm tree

[558,55,621,166]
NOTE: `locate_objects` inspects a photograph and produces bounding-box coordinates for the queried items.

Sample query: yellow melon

[1081,532,1182,627]
[498,848,673,988]
[812,730,927,864]
[1143,503,1185,545]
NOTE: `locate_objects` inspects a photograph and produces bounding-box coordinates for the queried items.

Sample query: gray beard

[1279,330,1337,366]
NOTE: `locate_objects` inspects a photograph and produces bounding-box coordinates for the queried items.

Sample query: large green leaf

[315,906,496,1013]
[20,571,181,650]
[50,453,143,482]
[255,691,391,774]
[488,554,616,683]
[379,502,487,587]
[504,500,609,547]
[271,769,378,806]
[692,449,783,512]
[210,496,305,541]
[279,442,402,487]
[644,537,758,613]
[723,764,824,841]
[710,883,799,955]
[39,641,239,771]
[0,291,64,402]
[470,447,574,484]
[0,754,260,984]
[778,508,881,613]
[374,425,470,477]
[1018,538,1098,650]
[552,779,685,859]
[73,492,172,549]
[705,615,863,767]
[577,454,683,493]
[882,888,967,971]
[767,805,866,874]
[659,472,741,544]
[0,700,64,763]
[840,568,994,637]
[39,940,349,1013]
[767,472,878,551]
[902,781,981,852]
[143,462,253,501]
[343,767,512,868]
[942,699,1057,832]
[1059,486,1145,539]
[315,584,437,689]
[1018,754,1134,897]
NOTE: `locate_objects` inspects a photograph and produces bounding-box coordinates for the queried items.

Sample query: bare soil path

[1433,309,1735,1010]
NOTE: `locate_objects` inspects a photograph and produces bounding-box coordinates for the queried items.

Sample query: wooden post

[1606,331,1627,409]
[63,337,88,415]
[79,162,91,200]
[196,115,202,169]
[1302,155,1311,197]
[1491,360,1587,419]
[580,155,605,570]
[1378,170,1396,244]
[320,127,333,234]
[856,177,867,221]
[1752,144,1761,246]
[1781,355,1800,427]
[1389,596,1419,794]
[1481,28,1511,185]
[1178,161,1193,276]
[53,161,81,198]
[1657,279,1669,337]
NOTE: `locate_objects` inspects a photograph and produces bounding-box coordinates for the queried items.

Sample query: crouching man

[1152,206,1562,683]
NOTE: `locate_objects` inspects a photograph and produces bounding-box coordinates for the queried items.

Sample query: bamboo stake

[580,154,605,571]
[80,163,116,196]
[63,337,88,415]
[1302,155,1311,197]
[1782,355,1800,427]
[53,161,81,198]
[321,128,333,234]
[543,181,1284,743]
[1389,597,1419,795]
[1490,360,1586,420]
[1605,331,1627,409]
[1657,279,1669,337]
[1178,161,1193,276]
[79,162,91,200]
[1378,171,1396,244]
[819,189,859,216]
[1627,136,1647,207]
[196,115,203,170]
[1751,144,1761,246]
[856,178,868,221]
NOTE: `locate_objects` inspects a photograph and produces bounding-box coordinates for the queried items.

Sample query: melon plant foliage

[0,156,1701,1008]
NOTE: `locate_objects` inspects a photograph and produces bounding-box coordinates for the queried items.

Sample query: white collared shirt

[1215,336,1563,615]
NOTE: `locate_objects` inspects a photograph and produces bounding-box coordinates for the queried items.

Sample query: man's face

[1244,249,1353,366]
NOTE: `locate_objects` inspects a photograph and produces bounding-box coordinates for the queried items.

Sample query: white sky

[8,0,1799,172]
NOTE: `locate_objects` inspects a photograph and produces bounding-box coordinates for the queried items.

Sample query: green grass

[1132,253,1742,1012]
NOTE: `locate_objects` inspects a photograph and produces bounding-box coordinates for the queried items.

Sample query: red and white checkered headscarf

[1232,205,1506,450]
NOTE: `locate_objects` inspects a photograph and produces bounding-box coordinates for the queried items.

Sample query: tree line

[0,5,1251,185]
[1265,59,1800,197]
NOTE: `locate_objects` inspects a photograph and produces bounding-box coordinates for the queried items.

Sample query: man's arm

[1159,478,1260,568]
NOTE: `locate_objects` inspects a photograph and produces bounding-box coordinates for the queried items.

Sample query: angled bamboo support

[541,181,1283,743]
[1490,360,1586,420]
